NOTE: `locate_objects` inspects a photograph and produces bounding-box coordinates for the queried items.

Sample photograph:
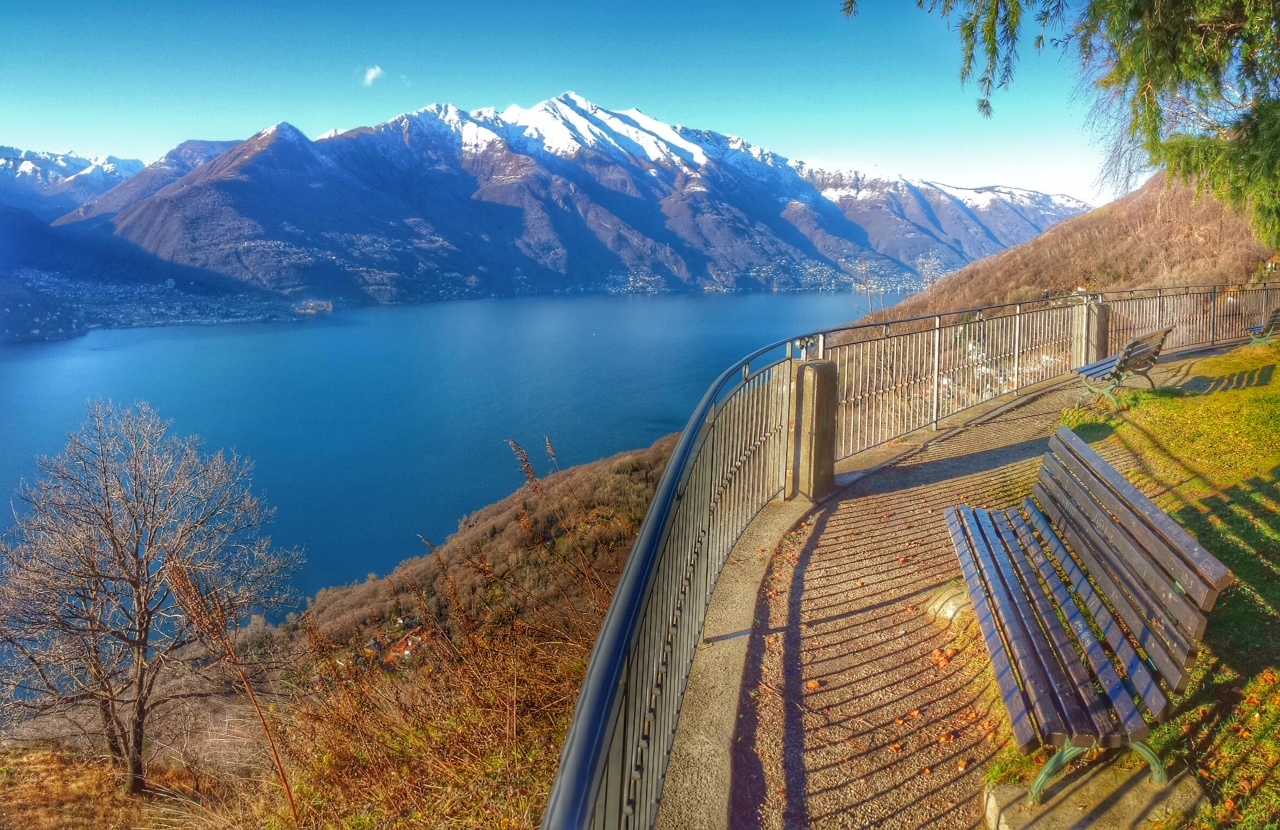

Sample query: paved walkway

[705,354,1219,830]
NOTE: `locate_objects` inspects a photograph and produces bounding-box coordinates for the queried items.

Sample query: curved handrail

[541,334,801,826]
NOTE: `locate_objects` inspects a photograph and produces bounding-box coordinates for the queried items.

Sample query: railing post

[1071,297,1088,368]
[1072,296,1109,366]
[1091,299,1109,363]
[1210,285,1218,344]
[931,316,941,429]
[1012,304,1022,394]
[785,360,836,502]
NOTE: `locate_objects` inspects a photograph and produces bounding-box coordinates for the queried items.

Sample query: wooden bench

[1075,327,1173,408]
[1246,307,1280,344]
[944,427,1234,805]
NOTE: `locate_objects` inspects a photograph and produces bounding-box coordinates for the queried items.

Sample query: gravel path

[727,383,1129,829]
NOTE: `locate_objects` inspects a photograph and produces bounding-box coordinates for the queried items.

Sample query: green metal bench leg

[1078,378,1121,409]
[1124,740,1168,785]
[1133,369,1157,389]
[1028,741,1167,806]
[1029,744,1088,805]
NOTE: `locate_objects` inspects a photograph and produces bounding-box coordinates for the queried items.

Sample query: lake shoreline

[2,276,912,346]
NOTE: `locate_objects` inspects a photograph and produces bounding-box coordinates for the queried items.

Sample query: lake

[0,289,905,599]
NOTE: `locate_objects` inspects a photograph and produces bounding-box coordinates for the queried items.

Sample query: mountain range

[1,93,1089,339]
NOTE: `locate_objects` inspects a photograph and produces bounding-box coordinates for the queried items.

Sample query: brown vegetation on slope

[260,435,675,828]
[0,435,675,829]
[875,172,1275,321]
[303,434,676,646]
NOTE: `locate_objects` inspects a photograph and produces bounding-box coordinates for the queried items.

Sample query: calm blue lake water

[0,290,904,598]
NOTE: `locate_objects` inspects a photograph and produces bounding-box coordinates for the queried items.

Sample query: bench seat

[944,427,1233,804]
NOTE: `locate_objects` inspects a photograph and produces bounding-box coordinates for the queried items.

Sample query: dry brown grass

[302,434,676,646]
[0,747,181,829]
[0,435,674,829]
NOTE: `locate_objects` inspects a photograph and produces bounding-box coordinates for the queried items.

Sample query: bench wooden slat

[1049,435,1218,611]
[1035,468,1197,679]
[964,507,1071,746]
[1079,357,1123,380]
[1052,428,1233,601]
[1041,453,1207,642]
[944,421,1232,789]
[945,507,1039,752]
[1023,498,1172,720]
[1009,509,1146,743]
[991,510,1116,744]
[1034,479,1192,692]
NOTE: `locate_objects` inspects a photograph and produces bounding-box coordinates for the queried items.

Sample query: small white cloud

[364,66,384,86]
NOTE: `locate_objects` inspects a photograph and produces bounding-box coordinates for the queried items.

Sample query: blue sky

[4,0,1114,203]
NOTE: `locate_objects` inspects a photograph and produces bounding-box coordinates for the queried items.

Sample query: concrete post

[785,360,837,502]
[1071,297,1110,366]
[1089,301,1110,363]
[1071,299,1089,368]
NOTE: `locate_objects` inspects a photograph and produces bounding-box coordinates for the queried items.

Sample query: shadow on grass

[1181,364,1275,394]
[1157,465,1280,822]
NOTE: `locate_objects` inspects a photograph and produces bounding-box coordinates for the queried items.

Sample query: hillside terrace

[656,343,1276,829]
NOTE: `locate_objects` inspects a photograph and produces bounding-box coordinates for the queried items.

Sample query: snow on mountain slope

[0,147,144,220]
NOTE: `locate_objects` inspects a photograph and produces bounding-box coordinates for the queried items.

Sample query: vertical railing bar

[1211,285,1218,345]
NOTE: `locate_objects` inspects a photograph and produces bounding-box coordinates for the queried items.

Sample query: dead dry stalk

[164,561,299,827]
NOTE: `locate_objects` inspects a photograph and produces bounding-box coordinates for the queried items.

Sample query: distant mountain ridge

[0,147,143,220]
[20,93,1086,304]
[0,94,1091,341]
[56,140,239,226]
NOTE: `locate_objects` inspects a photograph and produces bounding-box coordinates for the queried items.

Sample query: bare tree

[914,252,945,293]
[0,401,300,794]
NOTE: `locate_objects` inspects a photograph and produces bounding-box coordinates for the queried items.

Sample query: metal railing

[542,337,799,829]
[542,281,1279,829]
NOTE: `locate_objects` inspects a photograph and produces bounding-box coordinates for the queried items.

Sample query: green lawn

[999,342,1280,828]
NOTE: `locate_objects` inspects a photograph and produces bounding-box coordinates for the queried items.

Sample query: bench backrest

[1115,327,1173,375]
[1029,427,1233,703]
[1264,307,1280,334]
